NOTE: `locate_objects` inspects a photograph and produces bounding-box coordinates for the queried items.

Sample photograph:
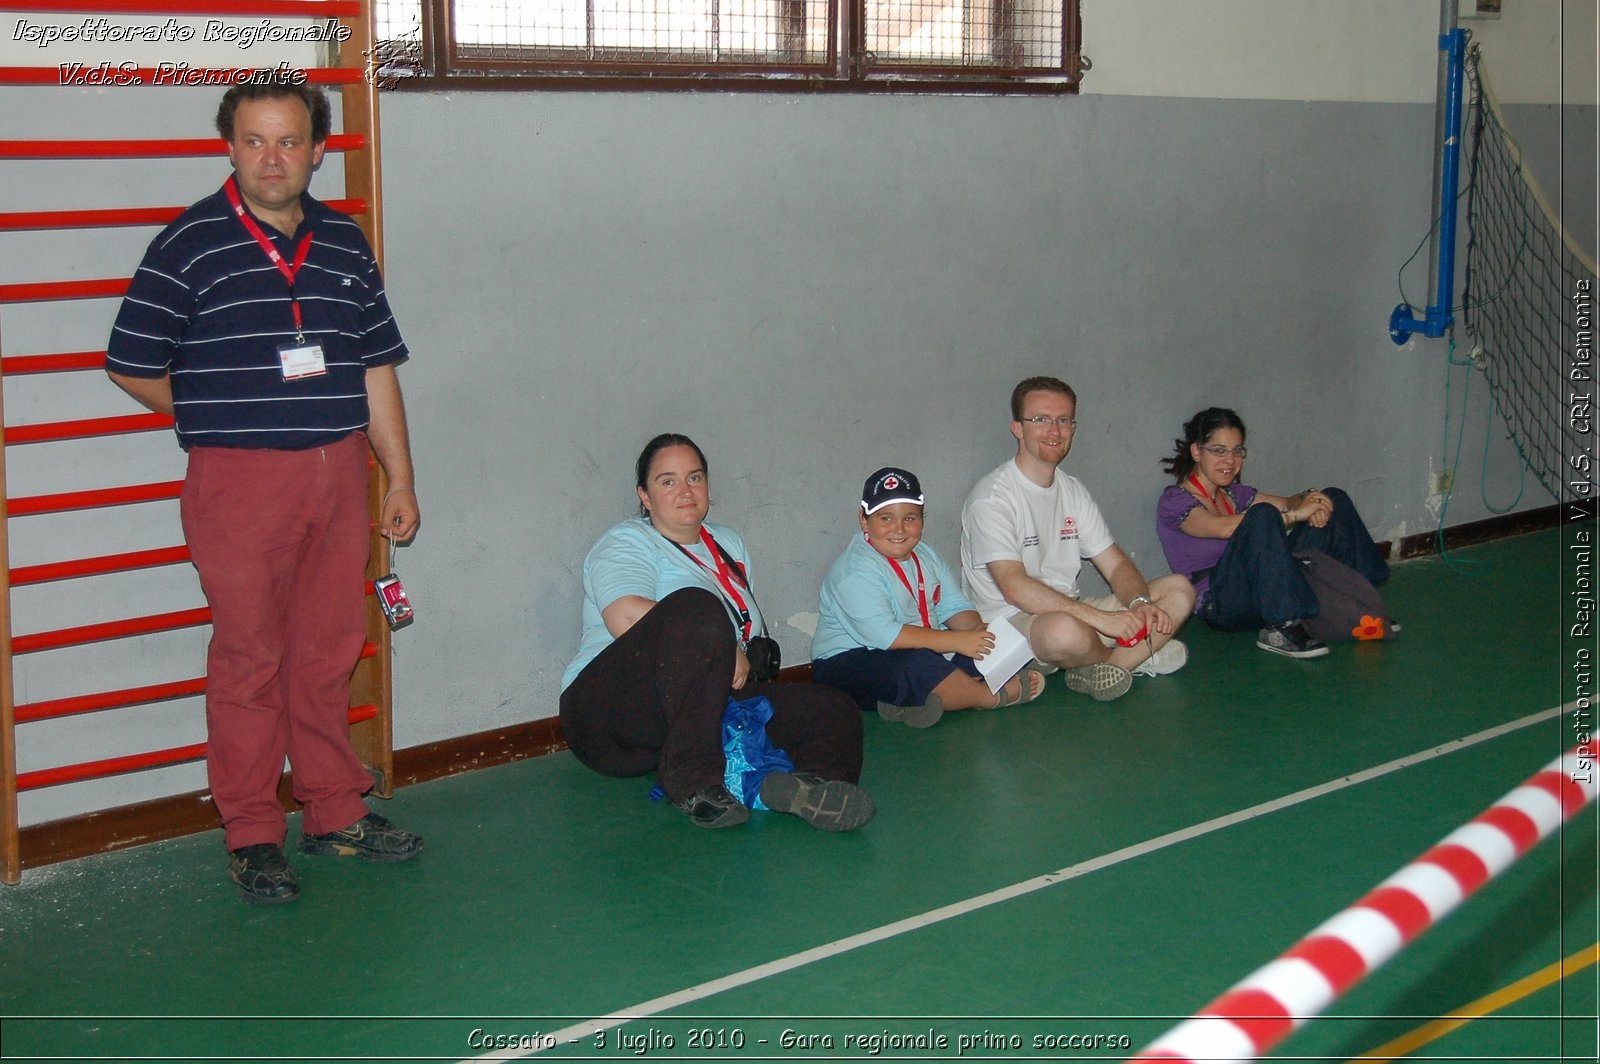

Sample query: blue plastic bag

[647,695,793,809]
[720,694,793,810]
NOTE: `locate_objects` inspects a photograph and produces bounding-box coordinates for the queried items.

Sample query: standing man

[106,80,422,904]
[961,377,1193,702]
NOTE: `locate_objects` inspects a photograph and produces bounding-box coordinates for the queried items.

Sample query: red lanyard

[1188,473,1234,515]
[884,547,932,629]
[224,176,313,341]
[674,528,753,641]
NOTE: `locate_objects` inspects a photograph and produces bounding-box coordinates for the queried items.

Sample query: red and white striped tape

[1131,744,1597,1064]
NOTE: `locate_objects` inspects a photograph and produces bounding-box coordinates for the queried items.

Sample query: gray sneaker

[1062,662,1133,701]
[1256,622,1330,659]
[759,773,875,831]
[877,695,945,728]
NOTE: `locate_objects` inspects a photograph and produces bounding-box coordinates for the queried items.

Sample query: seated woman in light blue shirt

[560,433,873,832]
[812,467,1045,728]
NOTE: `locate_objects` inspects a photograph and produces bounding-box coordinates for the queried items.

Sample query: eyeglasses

[1021,416,1077,429]
[1200,444,1248,458]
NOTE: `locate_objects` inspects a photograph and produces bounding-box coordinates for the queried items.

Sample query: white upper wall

[1081,0,1597,104]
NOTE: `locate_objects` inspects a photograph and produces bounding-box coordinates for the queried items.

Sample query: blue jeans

[1202,486,1388,631]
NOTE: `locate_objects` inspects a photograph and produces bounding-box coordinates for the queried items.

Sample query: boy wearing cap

[811,467,1045,727]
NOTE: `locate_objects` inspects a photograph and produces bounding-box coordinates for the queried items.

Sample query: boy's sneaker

[676,784,750,828]
[1131,639,1188,677]
[298,812,424,862]
[228,843,300,905]
[759,772,876,832]
[1062,662,1133,701]
[1256,622,1330,659]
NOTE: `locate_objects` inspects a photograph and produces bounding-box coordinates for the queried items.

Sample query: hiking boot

[228,843,300,905]
[676,784,750,828]
[759,772,875,832]
[298,812,424,863]
[1132,639,1188,677]
[1062,662,1133,701]
[878,695,944,728]
[1256,622,1330,659]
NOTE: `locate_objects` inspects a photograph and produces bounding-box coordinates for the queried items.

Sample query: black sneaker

[228,843,300,905]
[1256,622,1330,659]
[759,772,876,832]
[298,812,424,863]
[676,784,750,828]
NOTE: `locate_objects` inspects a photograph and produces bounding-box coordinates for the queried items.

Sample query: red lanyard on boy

[224,176,313,341]
[673,528,754,642]
[881,545,932,629]
[1188,473,1235,515]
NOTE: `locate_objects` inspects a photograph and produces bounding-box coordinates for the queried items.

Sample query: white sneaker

[1131,639,1188,677]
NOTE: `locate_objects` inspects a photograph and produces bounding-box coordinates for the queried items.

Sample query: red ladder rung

[0,277,129,303]
[16,704,379,791]
[5,412,173,445]
[12,606,212,654]
[16,741,208,790]
[1,351,105,374]
[0,198,365,232]
[16,676,206,722]
[0,132,363,159]
[11,545,191,586]
[8,480,185,516]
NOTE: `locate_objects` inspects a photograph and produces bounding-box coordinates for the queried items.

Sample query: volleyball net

[1461,46,1597,502]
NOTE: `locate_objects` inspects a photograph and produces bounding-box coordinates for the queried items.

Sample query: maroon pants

[181,434,374,850]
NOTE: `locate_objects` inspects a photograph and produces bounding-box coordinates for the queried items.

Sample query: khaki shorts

[1007,593,1124,646]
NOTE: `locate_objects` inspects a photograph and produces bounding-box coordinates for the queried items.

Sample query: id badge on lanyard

[225,176,326,381]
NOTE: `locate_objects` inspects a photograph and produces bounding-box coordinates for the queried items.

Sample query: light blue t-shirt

[562,518,762,691]
[812,533,975,661]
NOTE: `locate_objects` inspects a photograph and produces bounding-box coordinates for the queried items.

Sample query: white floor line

[470,703,1571,1062]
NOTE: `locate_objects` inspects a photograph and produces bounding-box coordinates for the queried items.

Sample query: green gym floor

[1,528,1594,1063]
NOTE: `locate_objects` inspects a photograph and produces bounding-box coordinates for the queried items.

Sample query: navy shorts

[812,646,982,714]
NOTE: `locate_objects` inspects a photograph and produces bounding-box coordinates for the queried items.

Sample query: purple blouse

[1155,481,1257,610]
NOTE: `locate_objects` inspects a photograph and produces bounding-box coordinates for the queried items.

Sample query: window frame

[380,0,1083,94]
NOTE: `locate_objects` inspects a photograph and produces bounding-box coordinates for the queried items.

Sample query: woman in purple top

[1154,408,1389,659]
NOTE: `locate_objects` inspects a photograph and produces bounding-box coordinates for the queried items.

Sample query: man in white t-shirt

[961,376,1194,701]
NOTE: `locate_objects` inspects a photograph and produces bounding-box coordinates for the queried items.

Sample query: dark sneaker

[1062,662,1133,701]
[877,695,944,728]
[676,784,750,828]
[1256,622,1330,659]
[759,772,875,832]
[228,843,300,905]
[298,812,424,863]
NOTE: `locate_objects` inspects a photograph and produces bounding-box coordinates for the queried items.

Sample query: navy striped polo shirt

[107,182,409,451]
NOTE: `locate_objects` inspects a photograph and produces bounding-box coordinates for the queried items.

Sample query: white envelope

[975,614,1033,693]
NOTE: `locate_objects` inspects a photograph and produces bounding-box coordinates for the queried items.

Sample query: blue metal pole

[1390,26,1468,344]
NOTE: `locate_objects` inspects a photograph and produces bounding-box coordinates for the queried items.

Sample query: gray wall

[375,89,1554,746]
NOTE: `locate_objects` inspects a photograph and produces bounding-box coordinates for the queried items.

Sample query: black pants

[559,588,864,802]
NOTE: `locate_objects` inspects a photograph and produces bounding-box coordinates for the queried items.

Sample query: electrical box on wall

[1459,0,1502,19]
